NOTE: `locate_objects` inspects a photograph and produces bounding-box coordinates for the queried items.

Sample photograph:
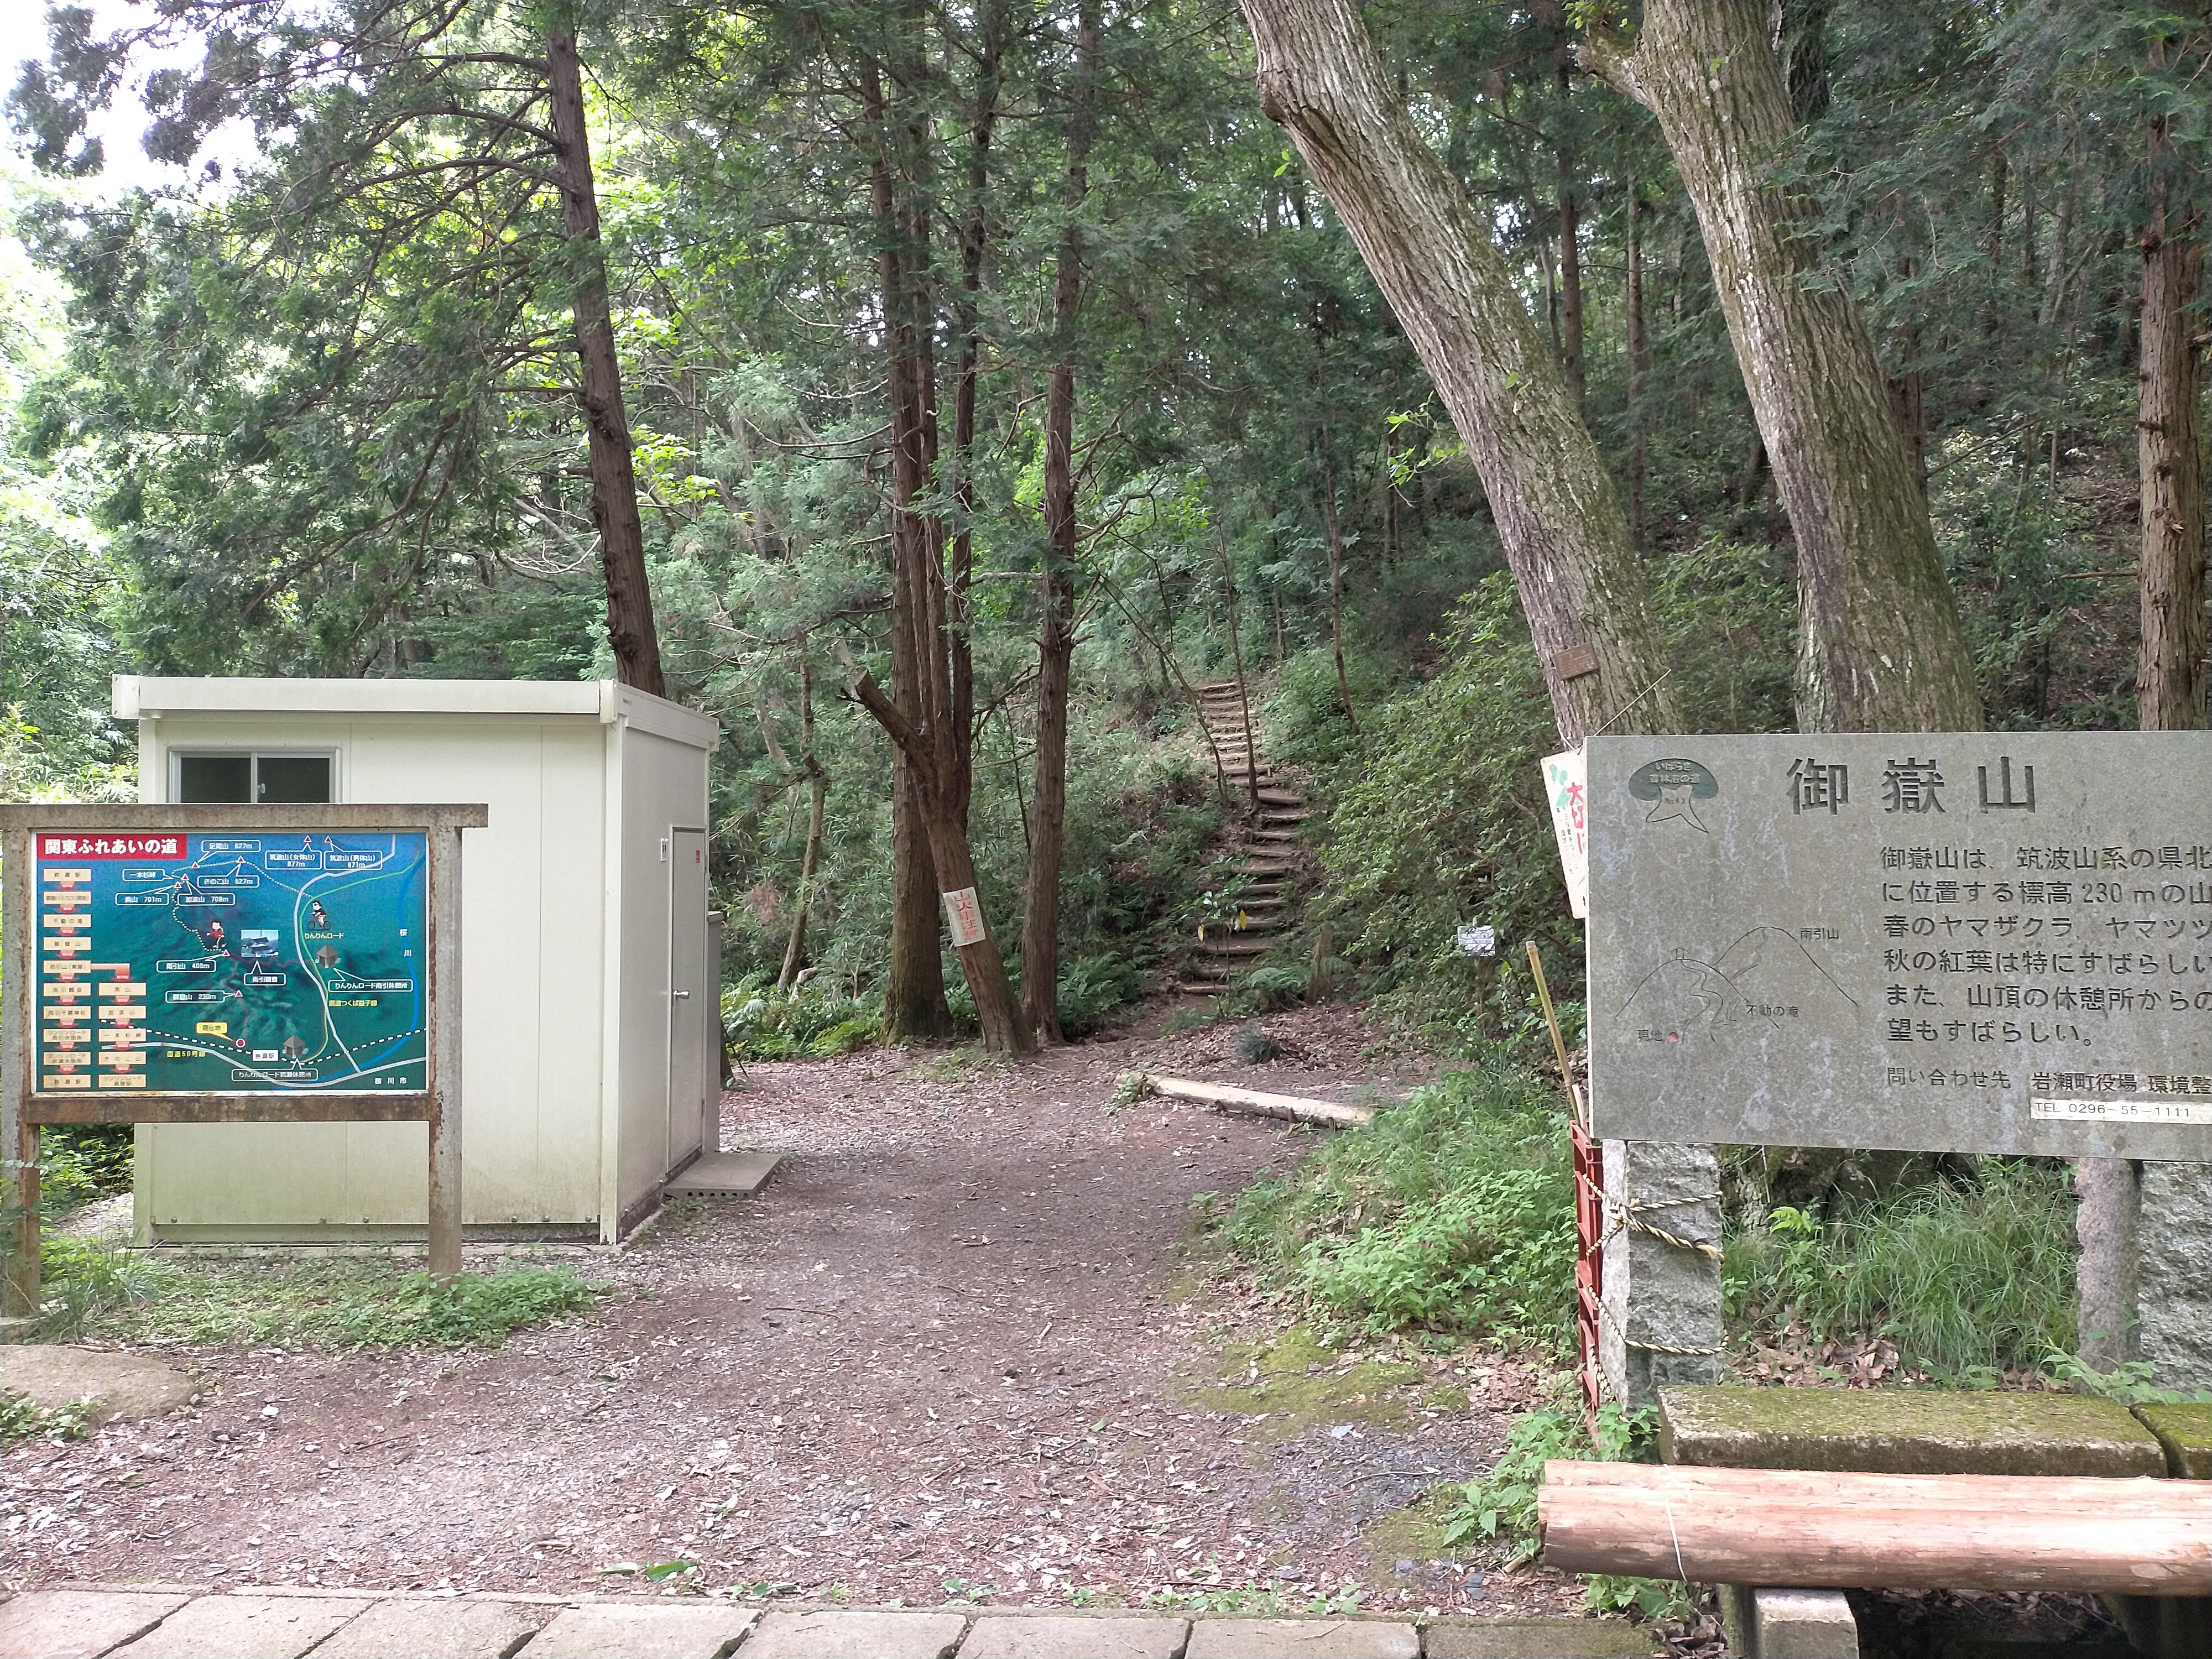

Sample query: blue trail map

[35,830,427,1095]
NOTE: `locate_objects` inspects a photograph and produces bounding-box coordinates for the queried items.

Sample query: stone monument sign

[1587,733,2212,1160]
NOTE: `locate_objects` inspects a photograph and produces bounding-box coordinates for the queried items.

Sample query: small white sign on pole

[1541,747,1589,919]
[1455,922,1498,958]
[942,886,987,947]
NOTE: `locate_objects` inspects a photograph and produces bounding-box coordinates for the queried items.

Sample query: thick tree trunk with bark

[546,26,664,698]
[1583,0,1981,734]
[861,54,1031,1055]
[1240,0,1679,745]
[1018,1,1098,1046]
[1626,177,1648,551]
[2136,138,2208,732]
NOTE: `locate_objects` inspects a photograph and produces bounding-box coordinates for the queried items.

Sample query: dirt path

[2,1005,1584,1623]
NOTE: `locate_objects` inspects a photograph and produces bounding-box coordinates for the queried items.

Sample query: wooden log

[1538,1463,2212,1594]
[1139,1074,1374,1129]
[1544,1459,2212,1516]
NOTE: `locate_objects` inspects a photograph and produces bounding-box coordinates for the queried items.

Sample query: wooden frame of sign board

[2,802,487,1316]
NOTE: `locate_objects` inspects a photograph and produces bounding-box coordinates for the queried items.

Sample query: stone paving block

[1422,1619,1661,1658]
[1183,1618,1418,1658]
[2,1345,197,1423]
[738,1608,967,1658]
[1748,1588,1858,1659]
[0,1589,191,1659]
[957,1613,1190,1659]
[312,1595,547,1658]
[1656,1385,2167,1476]
[520,1601,756,1659]
[109,1594,372,1658]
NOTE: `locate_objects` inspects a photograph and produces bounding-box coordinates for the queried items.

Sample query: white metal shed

[112,676,722,1244]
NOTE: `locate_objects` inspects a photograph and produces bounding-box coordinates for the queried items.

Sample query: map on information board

[33,830,428,1095]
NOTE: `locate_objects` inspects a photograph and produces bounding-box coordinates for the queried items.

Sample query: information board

[33,830,428,1095]
[1586,733,2212,1159]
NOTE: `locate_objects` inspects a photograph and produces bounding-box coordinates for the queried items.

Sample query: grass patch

[60,1251,604,1350]
[1724,1160,2076,1379]
[1214,1062,1574,1351]
[1186,1324,1423,1437]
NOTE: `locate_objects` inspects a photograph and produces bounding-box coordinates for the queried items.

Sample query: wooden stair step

[1197,938,1276,958]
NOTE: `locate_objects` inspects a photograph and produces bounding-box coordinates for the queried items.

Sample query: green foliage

[34,1232,168,1338]
[720,975,880,1060]
[37,1124,133,1213]
[1724,1161,2077,1377]
[2041,1353,2212,1407]
[1442,1393,1652,1561]
[1219,1064,1575,1349]
[0,1390,97,1445]
[1307,581,1583,1031]
[91,1258,604,1350]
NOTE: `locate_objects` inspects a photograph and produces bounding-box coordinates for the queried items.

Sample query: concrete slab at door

[312,1596,549,1658]
[739,1608,967,1658]
[520,1602,754,1658]
[1184,1619,1420,1658]
[957,1615,1190,1659]
[0,1589,190,1659]
[109,1595,372,1658]
[1423,1620,1661,1658]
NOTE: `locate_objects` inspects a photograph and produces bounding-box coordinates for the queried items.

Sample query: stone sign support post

[1584,733,2212,1397]
[1598,1140,1725,1406]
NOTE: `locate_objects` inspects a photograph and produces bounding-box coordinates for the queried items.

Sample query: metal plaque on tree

[1585,733,2212,1159]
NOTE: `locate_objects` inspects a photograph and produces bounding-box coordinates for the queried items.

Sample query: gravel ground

[1,1004,1589,1625]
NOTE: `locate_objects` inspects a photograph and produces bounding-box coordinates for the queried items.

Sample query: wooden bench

[1536,1387,2212,1659]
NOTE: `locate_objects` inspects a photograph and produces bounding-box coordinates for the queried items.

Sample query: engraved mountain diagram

[1619,927,1859,1035]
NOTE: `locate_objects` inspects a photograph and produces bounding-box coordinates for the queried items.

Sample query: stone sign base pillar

[1599,1139,1725,1408]
[2140,1162,2212,1391]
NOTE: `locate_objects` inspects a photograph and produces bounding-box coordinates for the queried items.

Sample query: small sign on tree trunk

[942,887,987,947]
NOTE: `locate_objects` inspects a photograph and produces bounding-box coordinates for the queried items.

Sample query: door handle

[672,989,692,999]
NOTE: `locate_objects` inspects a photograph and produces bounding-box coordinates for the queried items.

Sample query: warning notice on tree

[34,830,429,1095]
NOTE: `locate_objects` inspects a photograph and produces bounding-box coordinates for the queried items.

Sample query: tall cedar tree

[847,27,1033,1055]
[9,1,666,692]
[1239,0,1681,745]
[1019,0,1101,1045]
[1583,0,1983,733]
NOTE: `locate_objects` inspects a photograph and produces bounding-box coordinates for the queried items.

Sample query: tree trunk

[2086,35,2212,1377]
[1626,174,1648,552]
[860,51,1031,1055]
[948,0,1009,834]
[545,25,665,698]
[1583,0,1982,734]
[2136,113,2208,732]
[778,660,827,993]
[1319,441,1360,739]
[1019,0,1099,1046]
[1553,32,1584,408]
[1241,0,1679,745]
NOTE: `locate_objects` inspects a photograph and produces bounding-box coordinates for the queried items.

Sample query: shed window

[176,753,333,804]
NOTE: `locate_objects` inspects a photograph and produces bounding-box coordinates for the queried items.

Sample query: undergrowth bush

[1724,1160,2076,1378]
[1306,580,1584,1031]
[38,1124,134,1213]
[721,975,879,1060]
[1218,1062,1574,1350]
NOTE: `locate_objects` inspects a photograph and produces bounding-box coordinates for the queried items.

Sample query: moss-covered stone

[1423,1619,1660,1658]
[2135,1402,2212,1479]
[1656,1385,2167,1476]
[1186,1326,1422,1441]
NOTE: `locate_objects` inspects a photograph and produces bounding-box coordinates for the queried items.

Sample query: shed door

[666,828,711,1173]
